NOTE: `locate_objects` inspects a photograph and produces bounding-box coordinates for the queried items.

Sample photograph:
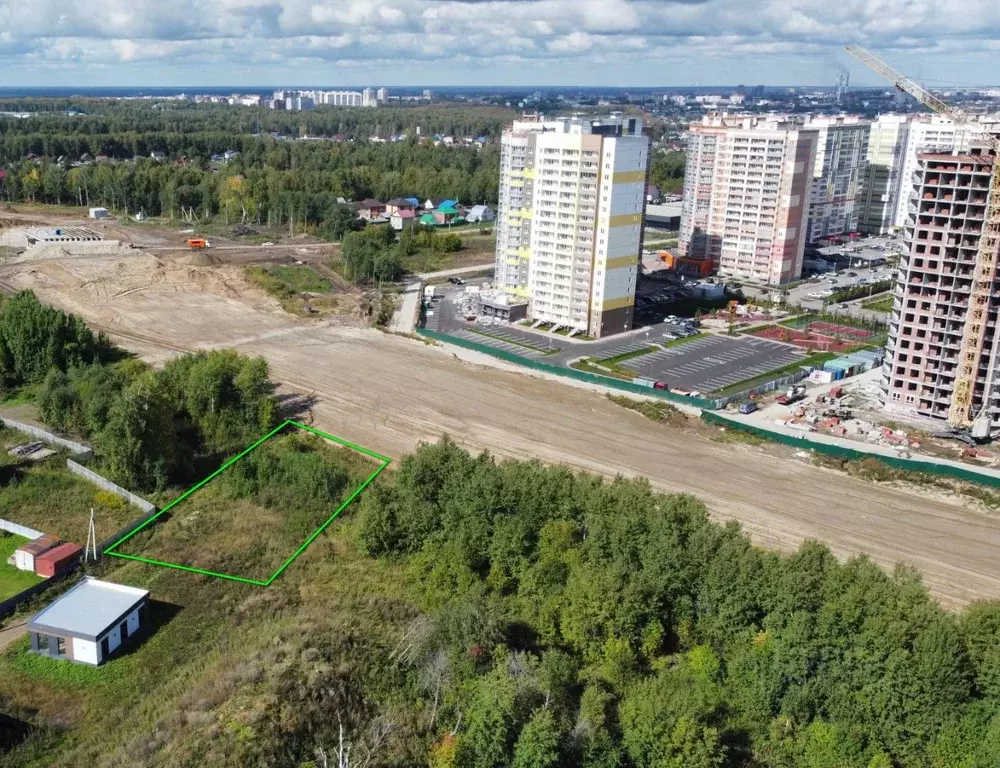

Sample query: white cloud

[0,0,998,85]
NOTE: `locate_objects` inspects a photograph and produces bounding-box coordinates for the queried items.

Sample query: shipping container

[34,542,83,578]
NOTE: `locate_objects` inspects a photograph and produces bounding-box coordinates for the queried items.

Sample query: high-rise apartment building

[494,115,649,338]
[892,116,978,228]
[881,146,998,424]
[678,114,818,285]
[859,114,911,235]
[376,88,388,103]
[804,116,870,243]
[362,88,376,108]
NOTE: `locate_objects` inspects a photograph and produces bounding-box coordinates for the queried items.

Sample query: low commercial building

[658,251,714,278]
[644,202,682,230]
[28,578,150,666]
[88,207,109,220]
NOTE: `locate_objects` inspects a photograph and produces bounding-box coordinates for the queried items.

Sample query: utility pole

[85,508,97,562]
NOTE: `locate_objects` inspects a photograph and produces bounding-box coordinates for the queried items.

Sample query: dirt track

[3,247,1000,608]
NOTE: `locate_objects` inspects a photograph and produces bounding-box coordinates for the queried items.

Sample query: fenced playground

[747,318,879,353]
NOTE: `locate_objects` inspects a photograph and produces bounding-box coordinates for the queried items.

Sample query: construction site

[2,203,1000,609]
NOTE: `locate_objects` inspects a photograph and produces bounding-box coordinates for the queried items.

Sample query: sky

[1,0,999,88]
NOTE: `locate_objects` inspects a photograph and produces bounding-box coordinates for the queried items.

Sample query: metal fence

[0,575,63,620]
[0,518,44,540]
[417,327,720,410]
[0,417,92,459]
[66,460,156,513]
[700,410,1000,488]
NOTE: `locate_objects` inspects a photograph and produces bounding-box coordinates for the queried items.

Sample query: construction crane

[845,44,1000,438]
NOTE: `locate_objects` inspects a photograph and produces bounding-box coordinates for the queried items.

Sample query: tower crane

[845,44,1000,438]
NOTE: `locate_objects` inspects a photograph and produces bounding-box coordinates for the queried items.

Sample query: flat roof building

[28,578,150,666]
[679,114,818,286]
[495,114,650,338]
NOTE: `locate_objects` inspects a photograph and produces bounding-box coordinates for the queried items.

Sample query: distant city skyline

[1,0,998,89]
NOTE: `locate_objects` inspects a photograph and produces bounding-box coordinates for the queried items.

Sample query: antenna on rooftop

[85,507,98,562]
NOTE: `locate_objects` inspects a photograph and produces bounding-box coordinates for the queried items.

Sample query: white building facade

[804,116,870,243]
[495,115,650,338]
[892,115,979,229]
[859,114,911,235]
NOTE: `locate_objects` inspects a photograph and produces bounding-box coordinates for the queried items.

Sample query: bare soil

[2,211,1000,608]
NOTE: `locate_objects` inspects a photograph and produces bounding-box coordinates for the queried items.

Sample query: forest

[0,102,506,230]
[649,150,685,195]
[357,442,1000,768]
[1,291,278,491]
[3,291,1000,767]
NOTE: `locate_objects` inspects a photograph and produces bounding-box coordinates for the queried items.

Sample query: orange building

[658,251,714,278]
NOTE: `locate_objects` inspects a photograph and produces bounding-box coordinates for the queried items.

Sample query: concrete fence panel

[0,518,44,540]
[66,460,156,514]
[0,417,93,459]
[97,508,160,555]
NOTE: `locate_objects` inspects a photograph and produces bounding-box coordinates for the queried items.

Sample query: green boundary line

[103,419,391,586]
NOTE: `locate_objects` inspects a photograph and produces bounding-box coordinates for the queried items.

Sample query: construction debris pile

[455,287,484,320]
[768,380,1000,465]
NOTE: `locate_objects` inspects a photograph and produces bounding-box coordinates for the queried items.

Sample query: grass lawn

[245,265,341,316]
[264,265,332,294]
[0,429,137,547]
[662,331,707,348]
[597,346,659,365]
[0,438,412,768]
[862,295,894,312]
[0,533,44,601]
[569,358,635,381]
[112,432,384,583]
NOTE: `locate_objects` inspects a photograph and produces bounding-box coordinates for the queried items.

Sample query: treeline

[0,102,515,142]
[340,226,464,284]
[356,439,1000,767]
[0,292,117,387]
[0,139,500,228]
[649,150,685,195]
[1,291,277,491]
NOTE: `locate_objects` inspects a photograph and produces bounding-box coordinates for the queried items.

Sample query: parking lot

[453,326,561,357]
[617,335,805,393]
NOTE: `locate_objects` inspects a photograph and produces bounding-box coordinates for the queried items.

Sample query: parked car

[448,277,465,285]
[653,381,667,390]
[738,401,758,414]
[847,271,858,277]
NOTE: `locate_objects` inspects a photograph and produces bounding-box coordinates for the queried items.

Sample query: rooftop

[28,578,149,641]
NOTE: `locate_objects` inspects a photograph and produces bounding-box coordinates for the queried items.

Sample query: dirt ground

[4,214,1000,608]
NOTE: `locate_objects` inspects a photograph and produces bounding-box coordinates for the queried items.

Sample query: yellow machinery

[846,45,1000,438]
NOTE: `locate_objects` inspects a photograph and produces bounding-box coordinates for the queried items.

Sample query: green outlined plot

[103,420,390,586]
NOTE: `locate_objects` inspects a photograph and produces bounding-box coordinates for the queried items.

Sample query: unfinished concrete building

[881,148,998,424]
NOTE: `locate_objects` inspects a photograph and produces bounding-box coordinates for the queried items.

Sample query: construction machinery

[846,44,1000,439]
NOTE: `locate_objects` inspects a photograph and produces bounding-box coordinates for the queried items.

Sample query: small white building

[390,209,416,231]
[465,205,495,223]
[88,207,109,220]
[27,578,150,666]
